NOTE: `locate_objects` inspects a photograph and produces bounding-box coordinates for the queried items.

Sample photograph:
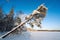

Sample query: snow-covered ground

[0,31,60,40]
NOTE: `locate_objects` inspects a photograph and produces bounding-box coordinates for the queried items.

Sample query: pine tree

[5,8,14,31]
[0,8,4,19]
[0,7,5,31]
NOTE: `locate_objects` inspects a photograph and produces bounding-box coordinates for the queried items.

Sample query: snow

[0,31,60,40]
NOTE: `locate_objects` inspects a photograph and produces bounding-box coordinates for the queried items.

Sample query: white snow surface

[0,31,60,40]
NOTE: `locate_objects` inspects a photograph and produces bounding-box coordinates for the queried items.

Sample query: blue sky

[0,0,60,30]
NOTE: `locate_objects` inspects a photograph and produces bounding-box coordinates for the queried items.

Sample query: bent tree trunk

[0,15,33,38]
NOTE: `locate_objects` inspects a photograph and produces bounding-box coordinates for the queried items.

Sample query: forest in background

[0,7,22,32]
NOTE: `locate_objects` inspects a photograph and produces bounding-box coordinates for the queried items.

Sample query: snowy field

[0,31,60,40]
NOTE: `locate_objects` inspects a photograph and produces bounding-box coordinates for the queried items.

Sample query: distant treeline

[0,8,21,32]
[37,30,60,32]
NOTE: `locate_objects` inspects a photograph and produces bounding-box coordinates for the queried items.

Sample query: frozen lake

[0,31,60,40]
